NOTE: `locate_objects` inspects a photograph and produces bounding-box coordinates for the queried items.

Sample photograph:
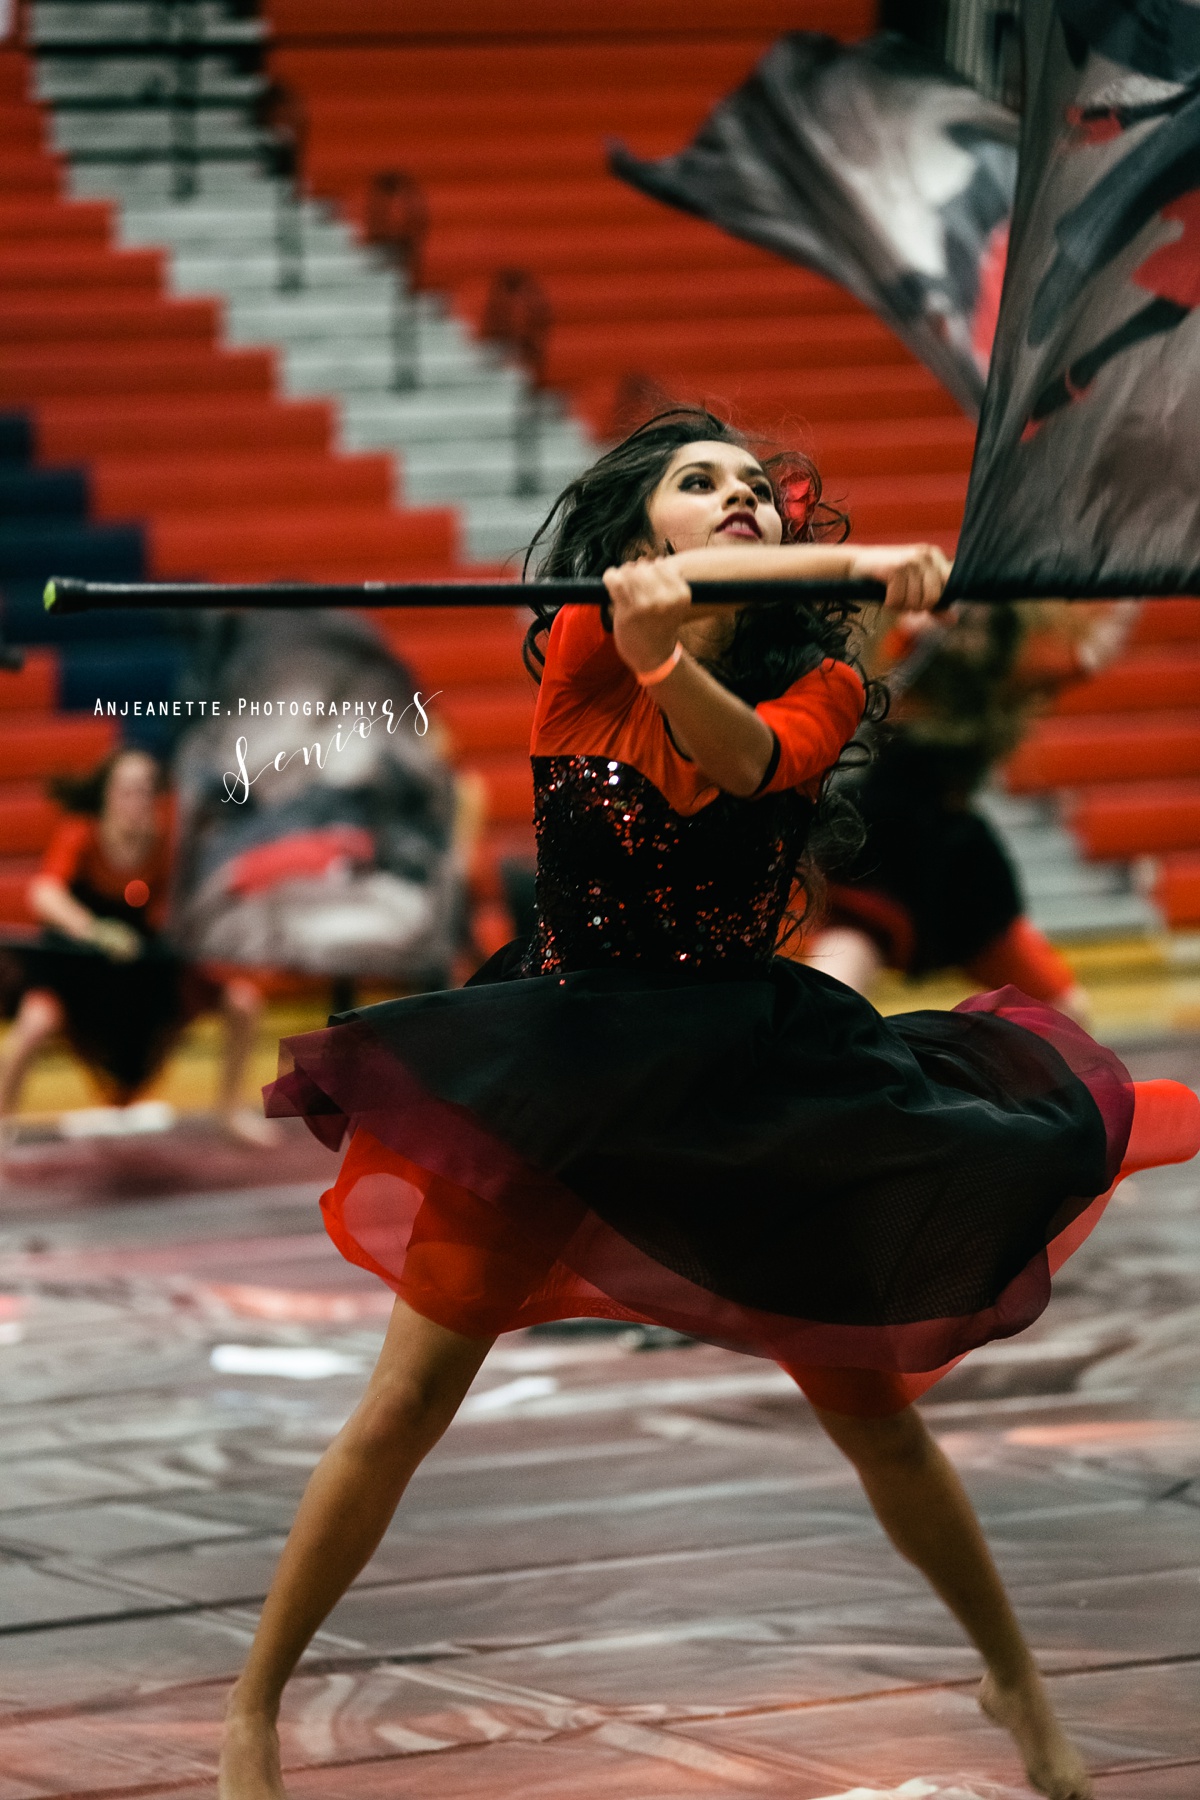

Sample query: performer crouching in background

[0,747,271,1144]
[803,599,1137,1022]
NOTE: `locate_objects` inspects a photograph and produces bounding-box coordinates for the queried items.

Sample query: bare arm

[28,875,141,960]
[670,540,952,612]
[29,874,96,940]
[649,651,775,797]
[601,543,950,798]
[601,558,774,794]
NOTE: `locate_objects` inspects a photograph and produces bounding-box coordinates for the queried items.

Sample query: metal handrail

[254,81,307,290]
[365,170,429,391]
[481,269,553,497]
[24,0,270,199]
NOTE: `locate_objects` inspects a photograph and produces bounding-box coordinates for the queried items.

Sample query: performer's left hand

[847,543,951,612]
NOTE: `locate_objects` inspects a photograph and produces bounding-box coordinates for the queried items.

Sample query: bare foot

[220,1107,282,1149]
[979,1669,1093,1800]
[219,1710,286,1800]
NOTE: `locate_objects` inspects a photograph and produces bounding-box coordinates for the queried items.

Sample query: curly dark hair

[51,747,165,817]
[522,406,864,696]
[521,406,885,932]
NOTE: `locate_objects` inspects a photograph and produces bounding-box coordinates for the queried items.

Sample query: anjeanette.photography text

[91,696,434,722]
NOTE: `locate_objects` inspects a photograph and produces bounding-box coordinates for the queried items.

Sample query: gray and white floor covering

[0,1037,1197,1799]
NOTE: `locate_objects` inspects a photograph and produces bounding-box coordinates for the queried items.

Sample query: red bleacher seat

[271,0,851,30]
[464,753,535,826]
[1052,648,1200,715]
[1006,714,1200,791]
[0,294,222,342]
[0,652,57,714]
[0,859,41,927]
[147,506,460,581]
[0,197,111,242]
[0,714,116,781]
[89,450,395,519]
[0,344,277,401]
[0,783,63,857]
[437,689,536,757]
[35,396,336,460]
[0,246,166,291]
[0,151,59,194]
[0,105,46,147]
[544,314,910,387]
[1069,782,1200,860]
[454,265,858,330]
[1132,599,1200,642]
[1157,853,1200,925]
[377,615,528,688]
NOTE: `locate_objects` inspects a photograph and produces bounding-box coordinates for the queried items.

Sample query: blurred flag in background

[951,0,1200,599]
[611,31,1018,416]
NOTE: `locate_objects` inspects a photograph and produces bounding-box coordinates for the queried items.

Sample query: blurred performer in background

[0,748,268,1141]
[803,601,1136,1020]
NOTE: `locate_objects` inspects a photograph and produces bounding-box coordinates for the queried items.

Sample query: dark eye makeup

[677,469,775,503]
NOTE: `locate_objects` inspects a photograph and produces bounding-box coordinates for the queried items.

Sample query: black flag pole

[42,576,889,615]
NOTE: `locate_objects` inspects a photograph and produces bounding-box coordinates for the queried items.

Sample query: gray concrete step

[63,147,595,546]
[116,202,354,253]
[976,790,1162,938]
[51,113,260,153]
[282,344,525,397]
[401,435,590,505]
[1025,891,1161,938]
[461,498,566,565]
[31,4,262,42]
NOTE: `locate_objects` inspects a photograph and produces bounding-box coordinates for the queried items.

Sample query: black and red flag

[610,32,1018,416]
[949,0,1200,599]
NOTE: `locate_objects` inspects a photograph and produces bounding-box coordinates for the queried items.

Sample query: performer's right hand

[603,556,694,676]
[847,544,950,612]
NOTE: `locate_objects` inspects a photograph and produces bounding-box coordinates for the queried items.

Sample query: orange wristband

[635,643,683,687]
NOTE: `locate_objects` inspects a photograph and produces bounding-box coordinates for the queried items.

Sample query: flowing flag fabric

[610,32,1018,416]
[949,0,1200,600]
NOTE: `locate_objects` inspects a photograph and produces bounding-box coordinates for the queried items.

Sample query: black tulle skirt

[261,947,1169,1412]
[0,933,220,1097]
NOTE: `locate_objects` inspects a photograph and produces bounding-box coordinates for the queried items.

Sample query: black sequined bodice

[526,755,814,975]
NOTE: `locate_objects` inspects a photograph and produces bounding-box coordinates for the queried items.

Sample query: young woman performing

[221,410,1199,1800]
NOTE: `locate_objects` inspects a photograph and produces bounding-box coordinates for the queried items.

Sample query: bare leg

[1050,983,1093,1030]
[216,978,278,1145]
[0,989,65,1121]
[219,1300,493,1800]
[802,926,884,997]
[813,1403,1091,1800]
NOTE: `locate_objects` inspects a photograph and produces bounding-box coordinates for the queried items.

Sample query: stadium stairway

[0,29,538,941]
[1006,602,1200,931]
[22,3,1200,937]
[262,0,978,553]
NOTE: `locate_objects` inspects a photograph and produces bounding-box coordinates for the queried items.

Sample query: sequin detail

[526,755,814,975]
